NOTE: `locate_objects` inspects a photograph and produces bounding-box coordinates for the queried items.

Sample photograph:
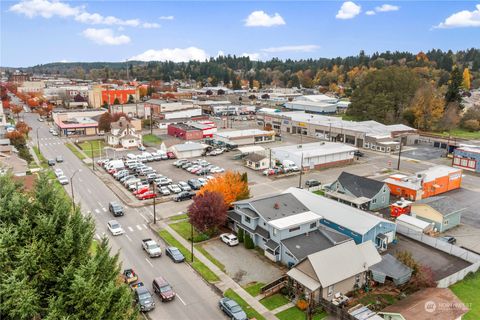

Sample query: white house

[106,117,142,149]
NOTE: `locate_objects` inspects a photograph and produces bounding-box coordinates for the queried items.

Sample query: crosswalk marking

[102,208,107,212]
[143,224,148,229]
[95,209,100,214]
[128,226,134,232]
[136,225,142,231]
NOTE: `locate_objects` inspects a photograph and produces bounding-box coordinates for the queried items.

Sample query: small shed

[411,196,465,232]
[370,254,412,286]
[244,153,273,171]
[395,214,434,234]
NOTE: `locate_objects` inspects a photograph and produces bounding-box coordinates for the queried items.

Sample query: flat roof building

[214,129,275,146]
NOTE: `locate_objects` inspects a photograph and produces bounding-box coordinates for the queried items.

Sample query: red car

[137,191,156,200]
[134,187,150,195]
[167,152,176,159]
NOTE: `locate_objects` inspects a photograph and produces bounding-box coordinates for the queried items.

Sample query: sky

[1,0,479,67]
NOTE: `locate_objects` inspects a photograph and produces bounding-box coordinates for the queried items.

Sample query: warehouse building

[167,122,217,140]
[169,142,208,158]
[259,111,417,152]
[271,141,357,170]
[213,129,275,146]
[452,145,480,173]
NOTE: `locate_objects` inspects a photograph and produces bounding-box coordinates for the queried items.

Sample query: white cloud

[142,22,160,29]
[241,52,265,61]
[216,50,225,57]
[261,45,320,53]
[59,59,69,63]
[336,1,361,20]
[366,10,376,16]
[10,0,155,28]
[159,15,174,20]
[82,28,131,45]
[244,11,285,27]
[436,4,480,28]
[375,4,399,12]
[129,47,209,62]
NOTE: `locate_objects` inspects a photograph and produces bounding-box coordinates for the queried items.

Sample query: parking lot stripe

[140,213,149,223]
[176,294,187,306]
[128,226,134,232]
[136,225,142,231]
[145,258,153,268]
[87,188,92,194]
[143,224,148,229]
[95,209,100,214]
[102,208,107,212]
[125,234,132,242]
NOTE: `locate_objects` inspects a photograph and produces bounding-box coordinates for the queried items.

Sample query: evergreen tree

[445,67,463,105]
[113,98,121,105]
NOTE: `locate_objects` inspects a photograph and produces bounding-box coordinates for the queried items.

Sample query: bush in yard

[188,191,228,236]
[296,299,308,310]
[237,228,244,243]
[244,233,254,249]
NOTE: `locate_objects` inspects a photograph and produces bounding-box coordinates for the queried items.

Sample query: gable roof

[284,187,394,235]
[244,153,268,162]
[414,196,467,216]
[337,172,386,199]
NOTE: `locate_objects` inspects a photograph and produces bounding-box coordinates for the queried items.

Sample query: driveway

[201,239,285,286]
[386,235,471,280]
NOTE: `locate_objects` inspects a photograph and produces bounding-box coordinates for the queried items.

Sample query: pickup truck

[142,238,162,258]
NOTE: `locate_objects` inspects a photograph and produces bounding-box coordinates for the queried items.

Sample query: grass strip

[260,293,290,310]
[224,288,266,320]
[243,282,265,297]
[66,143,86,160]
[194,244,226,273]
[143,134,162,145]
[158,230,219,283]
[276,306,327,320]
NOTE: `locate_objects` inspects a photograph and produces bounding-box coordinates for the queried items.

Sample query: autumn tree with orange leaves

[196,171,250,207]
[11,105,23,120]
[15,121,31,137]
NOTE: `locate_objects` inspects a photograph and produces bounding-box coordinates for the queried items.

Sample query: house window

[444,220,449,225]
[364,143,369,148]
[310,222,317,229]
[372,199,377,204]
[289,226,300,232]
[245,216,251,223]
[327,285,334,296]
[382,196,385,202]
[273,228,278,236]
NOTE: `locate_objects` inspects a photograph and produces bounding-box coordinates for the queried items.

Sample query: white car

[57,175,69,185]
[51,131,59,136]
[54,168,64,177]
[210,167,225,173]
[197,178,208,186]
[220,233,239,246]
[107,220,124,236]
[168,184,182,194]
[159,186,171,196]
[178,181,192,191]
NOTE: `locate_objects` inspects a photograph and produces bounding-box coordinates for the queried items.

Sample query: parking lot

[200,239,285,286]
[386,235,471,280]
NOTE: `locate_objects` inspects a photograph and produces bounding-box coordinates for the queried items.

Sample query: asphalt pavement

[25,112,224,320]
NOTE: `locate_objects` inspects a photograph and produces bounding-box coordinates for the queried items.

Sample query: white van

[126,154,137,160]
[124,177,140,187]
[106,160,125,172]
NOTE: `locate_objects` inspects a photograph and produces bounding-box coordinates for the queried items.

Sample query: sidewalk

[152,222,279,320]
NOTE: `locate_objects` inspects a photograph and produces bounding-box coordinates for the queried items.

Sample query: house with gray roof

[326,172,390,211]
[229,193,339,266]
[410,196,465,232]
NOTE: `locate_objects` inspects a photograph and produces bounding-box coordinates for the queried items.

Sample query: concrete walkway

[152,222,279,320]
[270,302,295,315]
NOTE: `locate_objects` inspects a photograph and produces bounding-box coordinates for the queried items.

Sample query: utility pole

[89,141,95,171]
[153,182,157,224]
[397,136,403,170]
[298,152,304,189]
[36,127,40,153]
[269,148,272,169]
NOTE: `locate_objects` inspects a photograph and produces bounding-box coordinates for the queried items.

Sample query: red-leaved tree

[98,112,113,132]
[188,191,228,236]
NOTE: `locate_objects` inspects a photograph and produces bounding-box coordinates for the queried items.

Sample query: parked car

[173,159,188,167]
[47,159,56,166]
[210,167,225,173]
[137,191,156,200]
[58,175,69,185]
[220,233,239,246]
[138,145,146,151]
[51,130,59,136]
[152,277,175,302]
[134,286,155,312]
[177,181,192,191]
[122,268,138,284]
[197,178,208,186]
[188,179,202,190]
[305,179,321,187]
[159,186,171,196]
[173,191,196,202]
[165,247,185,263]
[354,150,365,157]
[219,298,247,320]
[155,178,172,186]
[167,151,176,159]
[56,155,63,163]
[142,238,162,258]
[54,168,64,177]
[168,184,182,194]
[109,201,124,216]
[440,236,456,245]
[107,220,124,236]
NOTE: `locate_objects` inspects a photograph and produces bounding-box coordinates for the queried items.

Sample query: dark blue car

[219,298,247,320]
[165,246,185,263]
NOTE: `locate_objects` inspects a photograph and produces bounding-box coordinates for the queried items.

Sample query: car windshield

[159,285,172,293]
[171,248,181,255]
[111,223,120,229]
[148,243,159,250]
[139,292,151,301]
[230,305,242,313]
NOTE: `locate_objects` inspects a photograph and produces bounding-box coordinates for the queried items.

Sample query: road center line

[128,226,134,232]
[125,234,132,242]
[143,224,148,229]
[176,294,187,306]
[145,258,154,268]
[94,209,100,214]
[136,225,142,231]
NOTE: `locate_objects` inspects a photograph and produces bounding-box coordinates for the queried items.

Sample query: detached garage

[169,143,208,159]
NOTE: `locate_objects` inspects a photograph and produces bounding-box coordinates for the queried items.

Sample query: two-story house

[106,116,142,148]
[228,193,351,266]
[325,172,391,211]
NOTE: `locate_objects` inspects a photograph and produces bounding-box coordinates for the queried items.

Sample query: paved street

[25,112,224,320]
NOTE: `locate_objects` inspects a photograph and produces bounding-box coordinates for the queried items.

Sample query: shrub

[237,228,244,243]
[296,299,308,310]
[244,233,254,249]
[463,119,480,132]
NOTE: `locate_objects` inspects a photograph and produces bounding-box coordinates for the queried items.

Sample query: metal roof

[413,196,467,217]
[171,143,207,152]
[271,141,357,158]
[370,254,412,285]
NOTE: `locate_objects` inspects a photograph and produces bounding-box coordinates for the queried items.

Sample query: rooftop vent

[273,203,280,209]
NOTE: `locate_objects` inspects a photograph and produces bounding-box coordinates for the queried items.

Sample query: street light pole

[397,136,403,170]
[153,182,157,224]
[88,141,95,171]
[298,152,304,189]
[191,222,194,263]
[70,169,80,211]
[36,127,40,153]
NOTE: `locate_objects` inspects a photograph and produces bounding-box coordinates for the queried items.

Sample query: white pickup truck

[141,238,162,258]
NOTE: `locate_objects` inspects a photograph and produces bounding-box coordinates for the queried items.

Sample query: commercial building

[271,141,357,170]
[167,124,203,140]
[410,196,465,233]
[17,81,45,94]
[109,103,148,119]
[88,85,139,108]
[259,111,418,152]
[169,142,208,159]
[286,187,397,250]
[452,145,480,173]
[326,172,391,211]
[284,95,346,114]
[213,129,275,146]
[244,153,273,171]
[145,100,196,114]
[384,166,462,201]
[52,110,106,136]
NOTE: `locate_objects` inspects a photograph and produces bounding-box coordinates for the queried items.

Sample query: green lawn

[89,240,99,256]
[169,220,209,242]
[66,143,86,160]
[451,271,480,320]
[313,190,325,196]
[170,213,188,221]
[32,146,48,168]
[276,306,327,320]
[244,282,265,297]
[224,288,266,320]
[436,129,480,140]
[143,134,162,145]
[195,244,226,273]
[158,230,219,283]
[260,293,290,310]
[78,140,105,158]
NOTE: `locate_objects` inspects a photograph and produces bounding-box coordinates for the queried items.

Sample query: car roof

[225,299,239,307]
[153,276,168,285]
[108,220,118,224]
